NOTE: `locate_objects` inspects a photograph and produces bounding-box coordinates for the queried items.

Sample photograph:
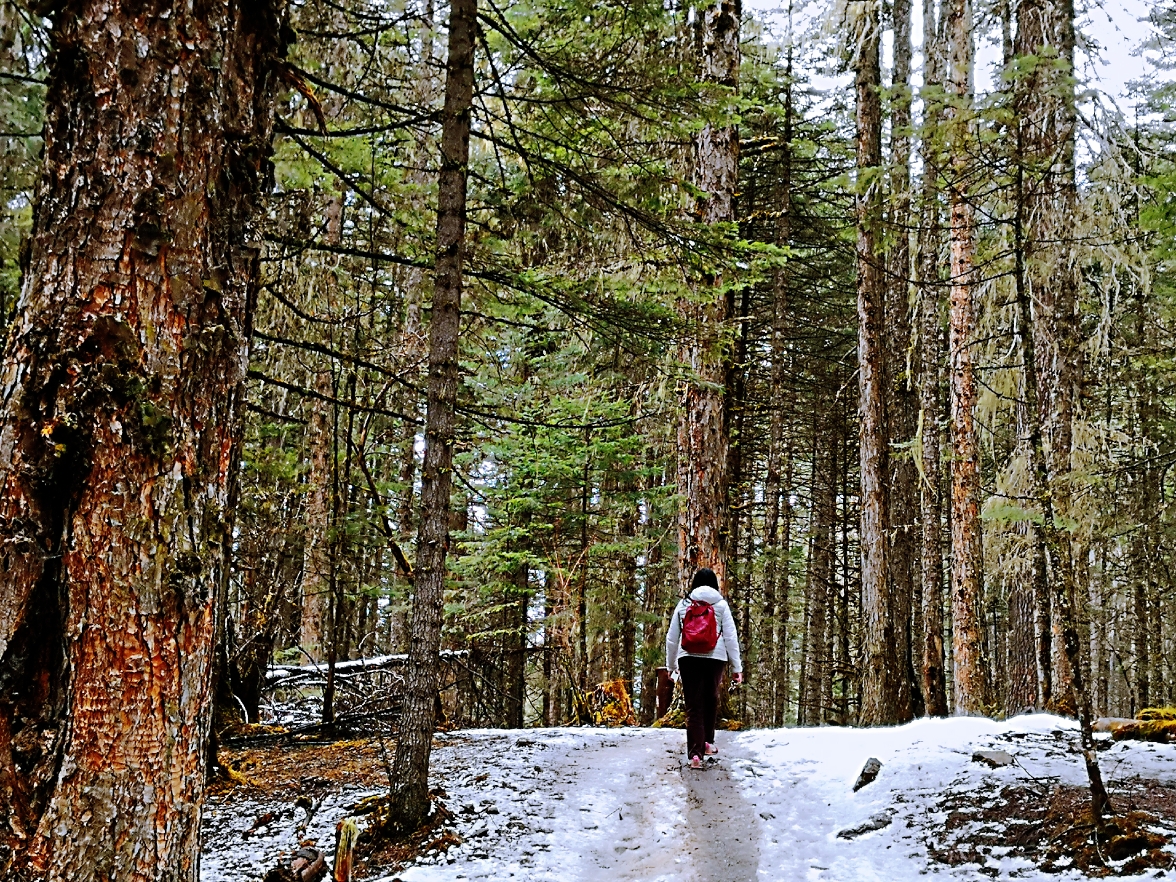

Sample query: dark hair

[690,567,719,591]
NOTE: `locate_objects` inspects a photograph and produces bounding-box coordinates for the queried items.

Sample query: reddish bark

[0,2,287,879]
[945,0,991,716]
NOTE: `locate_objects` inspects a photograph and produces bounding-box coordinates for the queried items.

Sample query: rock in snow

[971,749,1014,768]
[852,757,883,791]
[837,810,894,839]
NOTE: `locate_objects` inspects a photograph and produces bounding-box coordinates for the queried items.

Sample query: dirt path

[678,744,762,882]
[574,734,761,882]
[392,728,763,882]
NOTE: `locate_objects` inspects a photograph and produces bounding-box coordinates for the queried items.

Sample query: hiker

[666,567,743,769]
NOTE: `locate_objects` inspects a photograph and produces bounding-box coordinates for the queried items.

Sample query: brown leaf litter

[211,735,462,879]
[930,779,1176,876]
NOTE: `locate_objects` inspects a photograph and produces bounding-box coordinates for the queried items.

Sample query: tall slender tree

[389,0,476,828]
[855,0,908,725]
[1014,0,1081,716]
[945,0,991,715]
[887,0,921,719]
[916,0,949,717]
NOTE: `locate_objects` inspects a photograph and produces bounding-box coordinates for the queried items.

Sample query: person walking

[665,567,743,769]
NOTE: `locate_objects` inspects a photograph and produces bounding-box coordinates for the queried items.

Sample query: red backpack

[681,600,719,654]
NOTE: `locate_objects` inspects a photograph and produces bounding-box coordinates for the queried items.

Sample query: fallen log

[266,650,469,687]
[1092,717,1139,734]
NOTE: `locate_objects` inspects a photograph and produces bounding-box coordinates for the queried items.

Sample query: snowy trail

[677,741,760,882]
[203,714,1176,882]
[393,716,1176,882]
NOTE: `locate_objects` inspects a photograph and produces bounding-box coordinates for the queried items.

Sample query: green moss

[138,399,174,456]
[1110,708,1176,742]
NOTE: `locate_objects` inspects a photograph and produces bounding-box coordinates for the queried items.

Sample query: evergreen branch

[247,370,422,424]
[253,330,421,391]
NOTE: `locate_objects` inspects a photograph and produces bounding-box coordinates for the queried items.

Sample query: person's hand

[732,671,744,685]
[671,668,680,683]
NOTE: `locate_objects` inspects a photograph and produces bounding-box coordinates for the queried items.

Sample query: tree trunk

[802,424,835,726]
[639,516,669,725]
[389,0,475,828]
[617,488,639,701]
[759,48,795,727]
[1012,127,1111,821]
[299,193,343,660]
[578,444,590,696]
[677,0,739,594]
[945,0,990,716]
[301,370,334,660]
[917,0,949,718]
[727,275,752,722]
[855,0,905,726]
[1014,0,1081,716]
[888,0,921,720]
[1006,584,1039,714]
[0,3,287,879]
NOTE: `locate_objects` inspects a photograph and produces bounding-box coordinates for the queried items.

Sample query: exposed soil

[929,779,1176,876]
[210,735,451,880]
[212,736,396,797]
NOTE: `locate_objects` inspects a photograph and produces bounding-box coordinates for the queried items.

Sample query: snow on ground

[202,783,379,880]
[201,714,1176,882]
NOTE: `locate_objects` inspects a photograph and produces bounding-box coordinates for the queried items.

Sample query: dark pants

[679,656,726,759]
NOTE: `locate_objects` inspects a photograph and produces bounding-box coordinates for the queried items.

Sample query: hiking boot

[690,755,702,770]
[705,742,718,756]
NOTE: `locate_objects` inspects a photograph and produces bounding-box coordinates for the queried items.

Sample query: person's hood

[688,586,724,605]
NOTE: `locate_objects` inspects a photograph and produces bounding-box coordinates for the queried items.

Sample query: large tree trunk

[0,3,286,879]
[1009,0,1107,816]
[389,0,475,829]
[855,0,906,726]
[917,0,949,718]
[676,0,739,594]
[945,0,991,716]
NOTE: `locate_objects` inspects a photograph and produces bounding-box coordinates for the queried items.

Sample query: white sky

[745,0,1159,109]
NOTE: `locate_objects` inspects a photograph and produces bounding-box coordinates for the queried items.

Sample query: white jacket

[665,586,743,673]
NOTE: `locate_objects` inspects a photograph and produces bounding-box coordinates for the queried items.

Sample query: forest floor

[202,714,1176,881]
